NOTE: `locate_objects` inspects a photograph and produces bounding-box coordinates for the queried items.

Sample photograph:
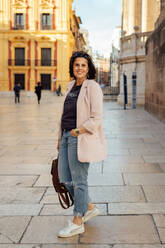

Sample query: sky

[73,0,122,58]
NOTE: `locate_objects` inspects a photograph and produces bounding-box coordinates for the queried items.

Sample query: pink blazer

[58,79,107,163]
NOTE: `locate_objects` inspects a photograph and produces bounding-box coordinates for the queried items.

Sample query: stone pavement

[0,91,165,248]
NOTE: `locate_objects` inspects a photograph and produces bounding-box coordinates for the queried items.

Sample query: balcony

[8,59,30,66]
[13,25,25,30]
[41,24,52,30]
[35,60,57,66]
[120,32,151,58]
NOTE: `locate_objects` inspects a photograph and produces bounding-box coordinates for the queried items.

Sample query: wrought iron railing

[13,25,25,30]
[8,59,57,66]
[35,60,57,66]
[41,24,52,30]
[8,59,30,66]
[102,86,119,95]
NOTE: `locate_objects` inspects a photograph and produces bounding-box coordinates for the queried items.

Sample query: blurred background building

[118,0,161,105]
[145,0,165,122]
[93,52,110,86]
[109,26,121,88]
[0,0,85,92]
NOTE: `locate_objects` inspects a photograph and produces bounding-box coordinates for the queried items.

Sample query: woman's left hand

[70,129,79,137]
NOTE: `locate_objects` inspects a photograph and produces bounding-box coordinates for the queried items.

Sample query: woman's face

[73,57,89,81]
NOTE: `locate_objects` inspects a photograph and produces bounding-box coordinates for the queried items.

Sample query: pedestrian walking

[35,82,42,104]
[57,51,107,238]
[56,84,62,96]
[14,83,21,103]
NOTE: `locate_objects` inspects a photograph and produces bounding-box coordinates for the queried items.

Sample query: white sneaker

[83,206,100,223]
[58,220,85,238]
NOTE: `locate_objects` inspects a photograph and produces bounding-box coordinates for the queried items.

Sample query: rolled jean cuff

[73,210,85,217]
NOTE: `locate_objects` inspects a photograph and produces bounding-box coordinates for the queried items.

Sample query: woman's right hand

[57,139,61,151]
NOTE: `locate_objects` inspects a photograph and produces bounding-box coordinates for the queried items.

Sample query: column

[142,0,160,32]
[122,0,142,35]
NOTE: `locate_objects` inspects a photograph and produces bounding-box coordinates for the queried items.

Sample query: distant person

[14,83,21,103]
[35,82,42,104]
[56,84,62,96]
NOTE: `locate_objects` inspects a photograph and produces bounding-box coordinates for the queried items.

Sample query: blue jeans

[58,130,90,217]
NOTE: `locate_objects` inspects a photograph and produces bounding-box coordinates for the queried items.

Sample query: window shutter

[14,13,17,27]
[22,14,25,26]
[50,14,52,28]
[41,14,43,29]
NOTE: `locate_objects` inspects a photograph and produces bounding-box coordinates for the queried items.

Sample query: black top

[14,85,20,94]
[61,83,82,131]
[35,85,42,95]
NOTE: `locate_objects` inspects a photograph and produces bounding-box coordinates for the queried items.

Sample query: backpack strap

[58,192,74,209]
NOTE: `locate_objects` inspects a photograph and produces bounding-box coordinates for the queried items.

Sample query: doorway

[41,74,51,90]
[14,74,25,89]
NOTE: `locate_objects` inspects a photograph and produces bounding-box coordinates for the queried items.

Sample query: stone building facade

[118,0,161,106]
[0,0,85,92]
[145,0,165,122]
[93,55,110,86]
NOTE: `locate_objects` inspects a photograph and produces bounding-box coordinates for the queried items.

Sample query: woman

[57,51,107,238]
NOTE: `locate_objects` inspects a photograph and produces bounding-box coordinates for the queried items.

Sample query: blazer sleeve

[82,82,103,133]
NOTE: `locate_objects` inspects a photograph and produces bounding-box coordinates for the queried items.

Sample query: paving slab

[0,188,46,204]
[80,216,160,244]
[0,245,41,248]
[43,245,111,248]
[0,164,50,175]
[104,155,144,164]
[40,203,107,216]
[124,173,165,185]
[21,216,78,244]
[113,245,165,248]
[0,204,42,216]
[142,186,165,202]
[107,148,130,155]
[153,214,165,243]
[89,186,145,203]
[41,186,145,204]
[129,147,165,155]
[34,173,123,187]
[159,163,165,172]
[103,163,163,173]
[0,216,30,243]
[107,142,163,150]
[143,156,165,163]
[40,188,59,204]
[108,203,165,215]
[153,214,165,228]
[0,176,38,187]
[88,173,124,186]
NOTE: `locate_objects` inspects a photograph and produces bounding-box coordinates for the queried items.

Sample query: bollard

[123,73,128,110]
[132,72,137,109]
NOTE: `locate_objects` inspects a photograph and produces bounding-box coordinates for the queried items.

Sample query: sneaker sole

[58,227,85,238]
[83,208,100,223]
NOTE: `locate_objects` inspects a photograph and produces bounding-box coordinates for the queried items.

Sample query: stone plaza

[0,91,165,247]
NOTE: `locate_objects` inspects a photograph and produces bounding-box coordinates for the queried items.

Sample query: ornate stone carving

[40,0,53,8]
[41,0,51,4]
[12,0,27,8]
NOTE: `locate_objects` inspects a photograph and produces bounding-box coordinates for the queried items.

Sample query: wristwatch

[75,128,80,135]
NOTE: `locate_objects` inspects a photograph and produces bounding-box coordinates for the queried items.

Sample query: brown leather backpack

[51,158,74,209]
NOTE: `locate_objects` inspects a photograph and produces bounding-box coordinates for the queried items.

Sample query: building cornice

[119,55,146,65]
